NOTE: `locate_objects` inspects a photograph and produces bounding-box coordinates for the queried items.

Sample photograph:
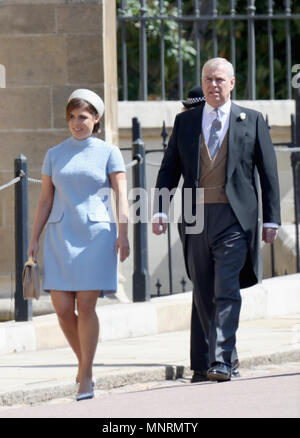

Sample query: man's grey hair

[202,58,235,79]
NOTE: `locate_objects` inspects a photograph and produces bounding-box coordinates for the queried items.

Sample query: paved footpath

[0,361,299,418]
[0,315,299,417]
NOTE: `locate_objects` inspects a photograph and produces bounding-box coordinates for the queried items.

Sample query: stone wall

[0,0,118,277]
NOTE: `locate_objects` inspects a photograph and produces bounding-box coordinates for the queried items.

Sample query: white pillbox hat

[68,89,104,118]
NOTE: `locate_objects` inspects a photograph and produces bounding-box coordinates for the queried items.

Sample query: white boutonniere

[239,112,246,121]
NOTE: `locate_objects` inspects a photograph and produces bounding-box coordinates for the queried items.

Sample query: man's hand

[152,215,168,235]
[262,227,278,244]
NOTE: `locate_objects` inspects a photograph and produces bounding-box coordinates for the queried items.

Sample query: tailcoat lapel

[227,102,247,180]
[187,105,204,184]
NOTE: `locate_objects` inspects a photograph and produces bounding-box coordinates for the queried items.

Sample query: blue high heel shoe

[76,390,94,402]
[76,381,95,401]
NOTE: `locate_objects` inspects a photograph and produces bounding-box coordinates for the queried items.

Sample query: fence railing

[117,0,300,101]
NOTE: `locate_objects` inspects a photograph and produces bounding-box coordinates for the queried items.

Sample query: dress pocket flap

[48,211,64,223]
[88,211,110,222]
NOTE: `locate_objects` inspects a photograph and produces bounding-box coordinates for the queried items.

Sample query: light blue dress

[41,135,126,292]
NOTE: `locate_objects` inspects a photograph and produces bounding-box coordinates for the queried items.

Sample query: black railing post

[132,118,151,301]
[291,90,300,272]
[139,0,148,100]
[247,0,256,99]
[14,154,32,321]
[120,0,128,101]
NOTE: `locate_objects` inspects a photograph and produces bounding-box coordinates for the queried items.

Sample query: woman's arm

[27,175,55,260]
[109,171,130,262]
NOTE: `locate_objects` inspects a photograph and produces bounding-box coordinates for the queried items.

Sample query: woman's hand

[27,240,39,261]
[110,171,130,262]
[115,235,130,262]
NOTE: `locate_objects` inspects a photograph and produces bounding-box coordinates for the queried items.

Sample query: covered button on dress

[41,136,126,292]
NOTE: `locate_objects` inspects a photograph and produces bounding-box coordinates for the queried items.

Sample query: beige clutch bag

[22,257,41,300]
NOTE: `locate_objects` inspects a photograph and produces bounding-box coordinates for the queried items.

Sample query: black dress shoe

[207,362,231,382]
[231,359,240,378]
[231,368,240,378]
[191,370,209,383]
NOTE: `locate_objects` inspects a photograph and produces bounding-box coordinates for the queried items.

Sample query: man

[152,58,281,382]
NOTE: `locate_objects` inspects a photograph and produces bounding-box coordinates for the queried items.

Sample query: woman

[27,89,130,401]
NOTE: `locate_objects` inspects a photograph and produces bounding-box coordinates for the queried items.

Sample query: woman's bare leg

[76,290,100,394]
[51,290,82,383]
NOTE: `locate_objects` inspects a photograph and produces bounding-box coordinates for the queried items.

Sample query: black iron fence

[117,0,300,101]
[130,117,188,299]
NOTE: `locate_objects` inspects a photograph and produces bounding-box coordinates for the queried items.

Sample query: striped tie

[207,108,222,159]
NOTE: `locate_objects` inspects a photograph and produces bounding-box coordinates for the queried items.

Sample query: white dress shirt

[202,99,231,147]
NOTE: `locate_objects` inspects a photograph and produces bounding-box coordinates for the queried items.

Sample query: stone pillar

[102,0,119,146]
[0,0,119,281]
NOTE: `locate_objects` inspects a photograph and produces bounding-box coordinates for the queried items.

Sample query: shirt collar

[204,99,232,116]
